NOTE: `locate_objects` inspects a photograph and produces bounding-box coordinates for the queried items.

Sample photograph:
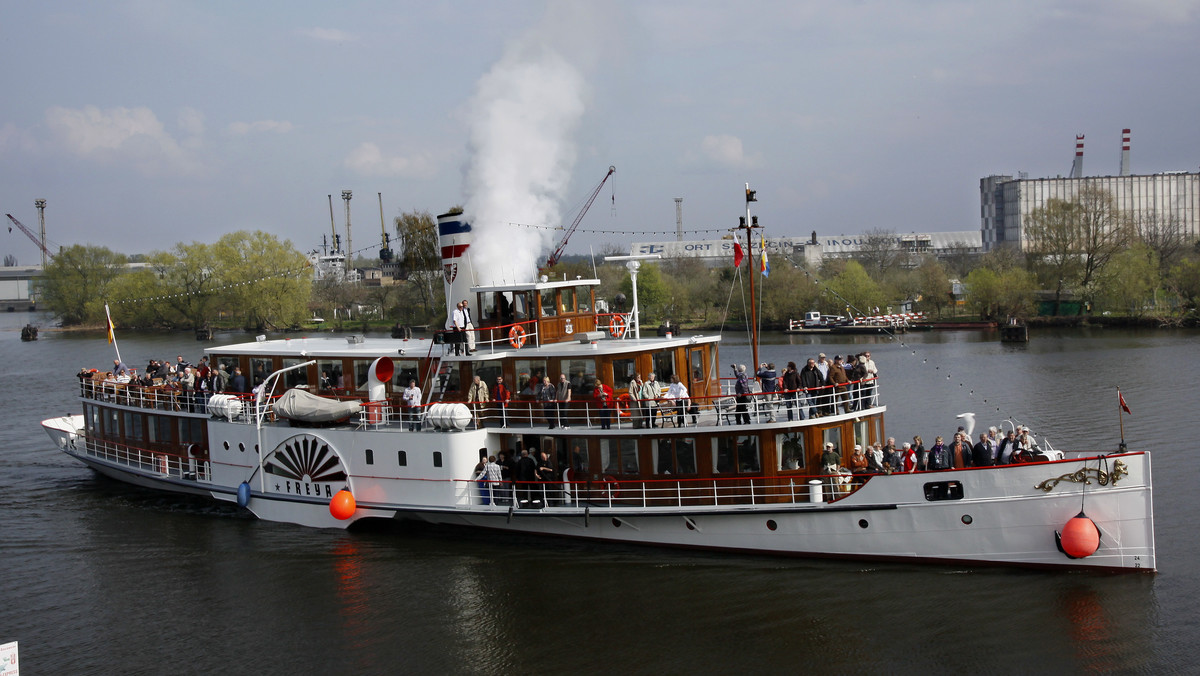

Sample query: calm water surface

[2,313,1196,674]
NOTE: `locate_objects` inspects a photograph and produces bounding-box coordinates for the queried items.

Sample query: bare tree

[3,254,16,266]
[855,228,906,278]
[1135,210,1187,275]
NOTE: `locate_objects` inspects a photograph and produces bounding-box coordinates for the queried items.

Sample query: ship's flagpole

[1117,387,1130,451]
[105,303,122,364]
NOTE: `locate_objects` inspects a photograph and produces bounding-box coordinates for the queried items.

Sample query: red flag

[1119,391,1131,415]
[733,241,744,268]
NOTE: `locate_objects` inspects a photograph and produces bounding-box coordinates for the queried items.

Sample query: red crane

[544,165,615,269]
[6,213,54,261]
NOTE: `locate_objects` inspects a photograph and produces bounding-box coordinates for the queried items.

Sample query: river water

[2,312,1196,673]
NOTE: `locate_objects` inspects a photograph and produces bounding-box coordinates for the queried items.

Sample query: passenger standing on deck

[538,376,558,428]
[402,379,422,431]
[928,436,949,470]
[555,373,573,428]
[733,365,752,425]
[827,356,851,414]
[493,376,511,427]
[663,374,689,427]
[972,433,995,467]
[534,450,556,506]
[498,451,516,504]
[516,449,537,506]
[798,358,823,419]
[781,361,801,421]
[593,380,613,429]
[756,362,778,422]
[860,352,878,407]
[629,373,645,428]
[949,432,972,469]
[913,436,928,471]
[447,302,466,356]
[467,375,489,427]
[484,455,504,504]
[902,443,917,472]
[641,372,662,428]
[229,367,247,394]
[460,299,476,355]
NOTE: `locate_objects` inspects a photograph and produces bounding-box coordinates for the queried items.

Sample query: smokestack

[1070,134,1084,179]
[437,212,478,322]
[1120,128,1131,176]
[674,198,683,242]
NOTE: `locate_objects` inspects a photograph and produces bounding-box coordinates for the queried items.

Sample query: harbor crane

[543,165,615,269]
[6,213,54,262]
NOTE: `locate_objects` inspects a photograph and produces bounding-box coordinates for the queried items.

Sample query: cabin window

[214,356,239,381]
[180,418,204,444]
[123,412,144,442]
[365,449,374,465]
[654,437,697,475]
[558,438,590,478]
[777,431,805,470]
[539,288,557,317]
[398,450,408,466]
[480,291,499,321]
[511,292,529,320]
[652,350,675,383]
[577,286,592,313]
[250,359,274,388]
[714,435,760,474]
[822,427,843,455]
[433,451,443,468]
[84,404,99,435]
[563,358,597,397]
[560,287,576,314]
[601,438,639,475]
[613,358,636,388]
[516,360,547,397]
[317,360,343,392]
[282,358,309,388]
[854,420,870,451]
[391,359,420,391]
[148,415,172,443]
[353,359,376,391]
[105,408,120,440]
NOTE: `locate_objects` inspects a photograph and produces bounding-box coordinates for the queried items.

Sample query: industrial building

[630,231,982,267]
[980,129,1200,251]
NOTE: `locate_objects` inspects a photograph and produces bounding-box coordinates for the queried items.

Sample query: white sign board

[0,641,18,676]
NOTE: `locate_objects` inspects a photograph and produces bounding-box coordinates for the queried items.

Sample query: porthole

[365,449,374,465]
[685,518,696,531]
[223,441,229,450]
[858,519,869,529]
[433,451,443,468]
[612,518,622,528]
[961,515,973,525]
[238,442,245,453]
[766,519,778,531]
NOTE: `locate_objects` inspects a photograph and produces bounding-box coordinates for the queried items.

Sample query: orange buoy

[1057,511,1101,559]
[330,489,356,520]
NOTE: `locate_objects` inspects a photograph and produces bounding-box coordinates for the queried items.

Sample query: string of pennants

[504,221,735,236]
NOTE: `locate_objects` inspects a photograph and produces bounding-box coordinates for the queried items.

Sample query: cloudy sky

[2,0,1198,270]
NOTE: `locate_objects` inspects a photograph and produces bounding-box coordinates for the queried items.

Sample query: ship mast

[738,184,761,370]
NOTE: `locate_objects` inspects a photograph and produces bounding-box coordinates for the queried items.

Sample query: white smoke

[462,8,594,285]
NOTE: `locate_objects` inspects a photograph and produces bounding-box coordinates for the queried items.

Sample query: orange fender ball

[1060,514,1100,558]
[330,489,356,520]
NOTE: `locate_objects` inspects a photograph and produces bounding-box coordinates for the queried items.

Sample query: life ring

[609,314,627,338]
[616,393,633,417]
[508,325,527,349]
[602,474,620,499]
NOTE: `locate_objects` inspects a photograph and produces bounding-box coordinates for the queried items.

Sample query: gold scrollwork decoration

[1034,459,1128,493]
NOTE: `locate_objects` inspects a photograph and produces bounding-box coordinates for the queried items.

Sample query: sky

[2,0,1199,276]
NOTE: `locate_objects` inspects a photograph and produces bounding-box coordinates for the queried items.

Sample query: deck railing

[78,374,882,432]
[84,436,212,482]
[460,472,859,509]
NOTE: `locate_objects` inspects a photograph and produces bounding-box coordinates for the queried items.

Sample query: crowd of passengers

[470,446,594,509]
[731,351,880,424]
[79,355,267,412]
[819,424,1045,476]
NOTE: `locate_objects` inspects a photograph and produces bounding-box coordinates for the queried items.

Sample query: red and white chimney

[1070,134,1084,178]
[1120,128,1131,176]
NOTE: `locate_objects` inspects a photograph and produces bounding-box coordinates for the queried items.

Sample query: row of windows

[84,405,204,447]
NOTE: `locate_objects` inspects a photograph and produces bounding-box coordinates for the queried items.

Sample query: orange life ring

[602,474,620,499]
[508,325,527,349]
[609,314,627,338]
[616,393,633,417]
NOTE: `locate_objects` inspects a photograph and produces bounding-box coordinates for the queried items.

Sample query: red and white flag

[732,241,744,268]
[1118,391,1131,415]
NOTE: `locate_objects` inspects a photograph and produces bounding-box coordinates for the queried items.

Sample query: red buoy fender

[330,488,357,520]
[1056,511,1100,559]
